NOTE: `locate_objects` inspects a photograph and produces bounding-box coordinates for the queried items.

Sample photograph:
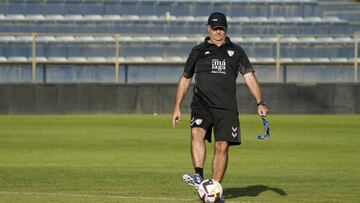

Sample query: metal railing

[0,32,359,83]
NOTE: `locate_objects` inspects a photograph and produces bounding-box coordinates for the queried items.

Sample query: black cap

[207,12,228,28]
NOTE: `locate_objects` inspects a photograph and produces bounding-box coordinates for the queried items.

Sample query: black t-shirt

[183,36,254,113]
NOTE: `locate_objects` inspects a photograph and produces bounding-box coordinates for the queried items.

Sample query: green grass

[0,115,359,202]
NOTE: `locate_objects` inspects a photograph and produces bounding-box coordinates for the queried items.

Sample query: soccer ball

[197,179,223,203]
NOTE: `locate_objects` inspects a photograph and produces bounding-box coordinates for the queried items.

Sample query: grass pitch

[0,115,359,203]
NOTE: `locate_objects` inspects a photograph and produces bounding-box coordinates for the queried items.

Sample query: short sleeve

[238,47,255,75]
[182,47,198,78]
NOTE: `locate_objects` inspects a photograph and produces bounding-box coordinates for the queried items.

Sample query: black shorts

[190,102,241,146]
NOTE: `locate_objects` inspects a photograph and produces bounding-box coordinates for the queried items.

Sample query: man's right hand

[172,108,182,127]
[172,76,192,127]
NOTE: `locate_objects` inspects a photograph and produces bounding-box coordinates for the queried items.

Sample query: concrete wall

[0,83,359,114]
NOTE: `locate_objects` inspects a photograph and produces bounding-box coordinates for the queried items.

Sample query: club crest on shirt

[227,50,234,57]
[211,59,226,74]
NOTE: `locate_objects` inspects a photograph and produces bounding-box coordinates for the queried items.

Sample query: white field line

[0,191,195,202]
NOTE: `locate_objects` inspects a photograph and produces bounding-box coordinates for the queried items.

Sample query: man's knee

[215,141,229,154]
[191,127,206,141]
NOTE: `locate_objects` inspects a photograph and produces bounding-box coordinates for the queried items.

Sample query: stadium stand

[0,0,359,83]
[0,0,320,17]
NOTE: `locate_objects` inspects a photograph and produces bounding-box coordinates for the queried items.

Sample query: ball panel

[197,179,223,203]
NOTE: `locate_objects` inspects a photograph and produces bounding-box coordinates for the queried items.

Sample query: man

[172,12,269,201]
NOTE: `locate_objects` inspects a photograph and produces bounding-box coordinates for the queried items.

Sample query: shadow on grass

[224,185,287,199]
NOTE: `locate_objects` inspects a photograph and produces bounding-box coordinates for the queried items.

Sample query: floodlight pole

[115,35,120,83]
[276,35,281,82]
[32,33,37,83]
[355,33,358,83]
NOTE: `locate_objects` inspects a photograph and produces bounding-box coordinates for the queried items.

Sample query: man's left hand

[258,105,269,117]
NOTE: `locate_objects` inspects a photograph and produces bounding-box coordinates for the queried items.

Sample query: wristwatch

[257,100,266,107]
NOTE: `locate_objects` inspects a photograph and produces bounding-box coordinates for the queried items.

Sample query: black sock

[195,167,203,178]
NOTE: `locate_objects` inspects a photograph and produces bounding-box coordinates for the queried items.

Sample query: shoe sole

[182,174,196,186]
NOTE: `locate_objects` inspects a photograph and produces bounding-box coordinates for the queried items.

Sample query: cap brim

[210,25,227,29]
[207,23,227,29]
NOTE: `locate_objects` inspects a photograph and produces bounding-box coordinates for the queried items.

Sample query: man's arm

[172,76,192,127]
[243,72,269,117]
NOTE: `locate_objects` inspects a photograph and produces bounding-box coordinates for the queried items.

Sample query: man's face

[208,26,227,42]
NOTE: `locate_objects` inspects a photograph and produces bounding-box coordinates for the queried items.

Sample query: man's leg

[182,127,207,188]
[191,127,207,174]
[212,141,229,182]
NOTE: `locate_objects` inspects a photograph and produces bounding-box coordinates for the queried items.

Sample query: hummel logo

[231,126,238,138]
[205,51,210,55]
[190,117,195,126]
